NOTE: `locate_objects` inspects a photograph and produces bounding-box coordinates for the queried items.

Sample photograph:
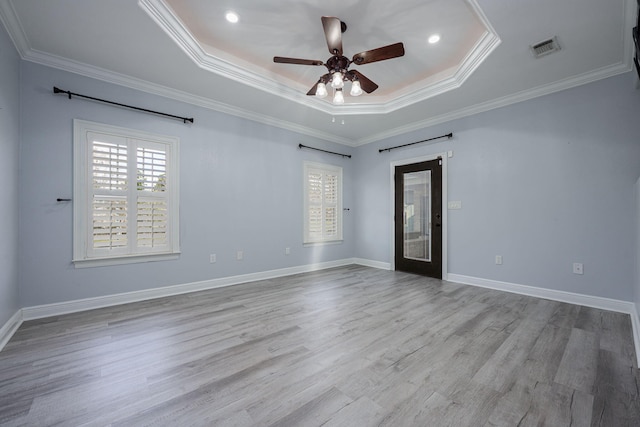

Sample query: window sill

[303,240,343,247]
[73,252,181,268]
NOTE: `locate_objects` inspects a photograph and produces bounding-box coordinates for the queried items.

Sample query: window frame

[303,161,343,245]
[73,119,180,268]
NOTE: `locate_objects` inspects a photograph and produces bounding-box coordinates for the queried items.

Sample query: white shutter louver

[92,197,127,249]
[136,144,169,250]
[92,140,127,191]
[90,137,129,253]
[137,198,168,248]
[304,162,342,244]
[308,170,323,239]
[324,207,337,236]
[308,207,322,238]
[323,173,338,237]
[136,146,166,192]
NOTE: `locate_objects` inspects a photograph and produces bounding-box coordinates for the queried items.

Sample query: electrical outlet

[285,247,290,255]
[237,251,243,260]
[495,255,503,265]
[209,254,216,263]
[573,262,583,275]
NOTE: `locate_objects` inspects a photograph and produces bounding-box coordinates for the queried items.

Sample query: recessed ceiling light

[225,11,239,23]
[428,34,440,44]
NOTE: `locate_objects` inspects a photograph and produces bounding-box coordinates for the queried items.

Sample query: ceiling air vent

[530,36,560,58]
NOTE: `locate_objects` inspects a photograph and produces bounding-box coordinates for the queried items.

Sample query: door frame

[389,152,449,280]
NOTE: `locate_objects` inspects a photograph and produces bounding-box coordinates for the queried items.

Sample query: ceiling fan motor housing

[327,55,350,73]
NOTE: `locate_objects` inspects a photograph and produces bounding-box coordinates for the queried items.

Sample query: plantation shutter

[86,133,172,257]
[89,133,129,256]
[323,171,339,239]
[304,162,342,243]
[74,120,180,266]
[307,169,323,241]
[135,142,169,251]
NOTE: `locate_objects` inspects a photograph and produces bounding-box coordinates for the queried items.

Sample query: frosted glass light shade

[331,72,344,89]
[315,82,328,98]
[350,80,363,96]
[333,89,345,105]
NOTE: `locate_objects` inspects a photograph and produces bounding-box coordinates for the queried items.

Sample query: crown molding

[352,0,636,145]
[10,43,634,149]
[138,0,500,115]
[378,31,502,115]
[354,60,633,146]
[0,0,28,55]
[138,0,334,114]
[15,47,352,145]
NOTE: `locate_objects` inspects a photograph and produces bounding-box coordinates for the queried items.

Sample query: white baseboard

[448,273,640,366]
[631,305,640,368]
[447,274,635,313]
[0,310,23,352]
[22,258,362,321]
[353,258,391,270]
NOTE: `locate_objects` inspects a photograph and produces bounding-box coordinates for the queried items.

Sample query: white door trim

[390,152,448,279]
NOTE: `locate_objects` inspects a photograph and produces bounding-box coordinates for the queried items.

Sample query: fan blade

[352,42,405,65]
[349,70,378,93]
[274,57,324,66]
[306,82,319,96]
[321,16,343,56]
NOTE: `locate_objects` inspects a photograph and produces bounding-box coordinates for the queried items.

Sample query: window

[303,161,343,244]
[73,120,180,267]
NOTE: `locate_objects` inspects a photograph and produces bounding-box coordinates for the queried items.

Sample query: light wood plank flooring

[1,266,639,426]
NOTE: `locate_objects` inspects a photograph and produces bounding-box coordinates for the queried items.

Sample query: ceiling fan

[273,16,405,104]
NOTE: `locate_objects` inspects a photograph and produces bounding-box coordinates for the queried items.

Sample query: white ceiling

[0,0,636,146]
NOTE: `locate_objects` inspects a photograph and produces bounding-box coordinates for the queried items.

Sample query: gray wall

[0,24,20,324]
[354,72,640,301]
[18,62,354,306]
[10,55,640,308]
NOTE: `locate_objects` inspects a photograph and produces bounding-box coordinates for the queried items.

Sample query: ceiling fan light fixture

[274,16,405,104]
[315,82,328,98]
[331,72,344,89]
[350,80,363,96]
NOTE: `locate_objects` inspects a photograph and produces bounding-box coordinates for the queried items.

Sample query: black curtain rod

[299,144,351,158]
[379,132,453,153]
[53,86,194,124]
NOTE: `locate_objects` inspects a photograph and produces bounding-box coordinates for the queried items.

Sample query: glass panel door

[403,170,431,261]
[394,158,442,279]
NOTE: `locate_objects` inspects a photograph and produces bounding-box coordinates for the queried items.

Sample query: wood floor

[1,266,639,426]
